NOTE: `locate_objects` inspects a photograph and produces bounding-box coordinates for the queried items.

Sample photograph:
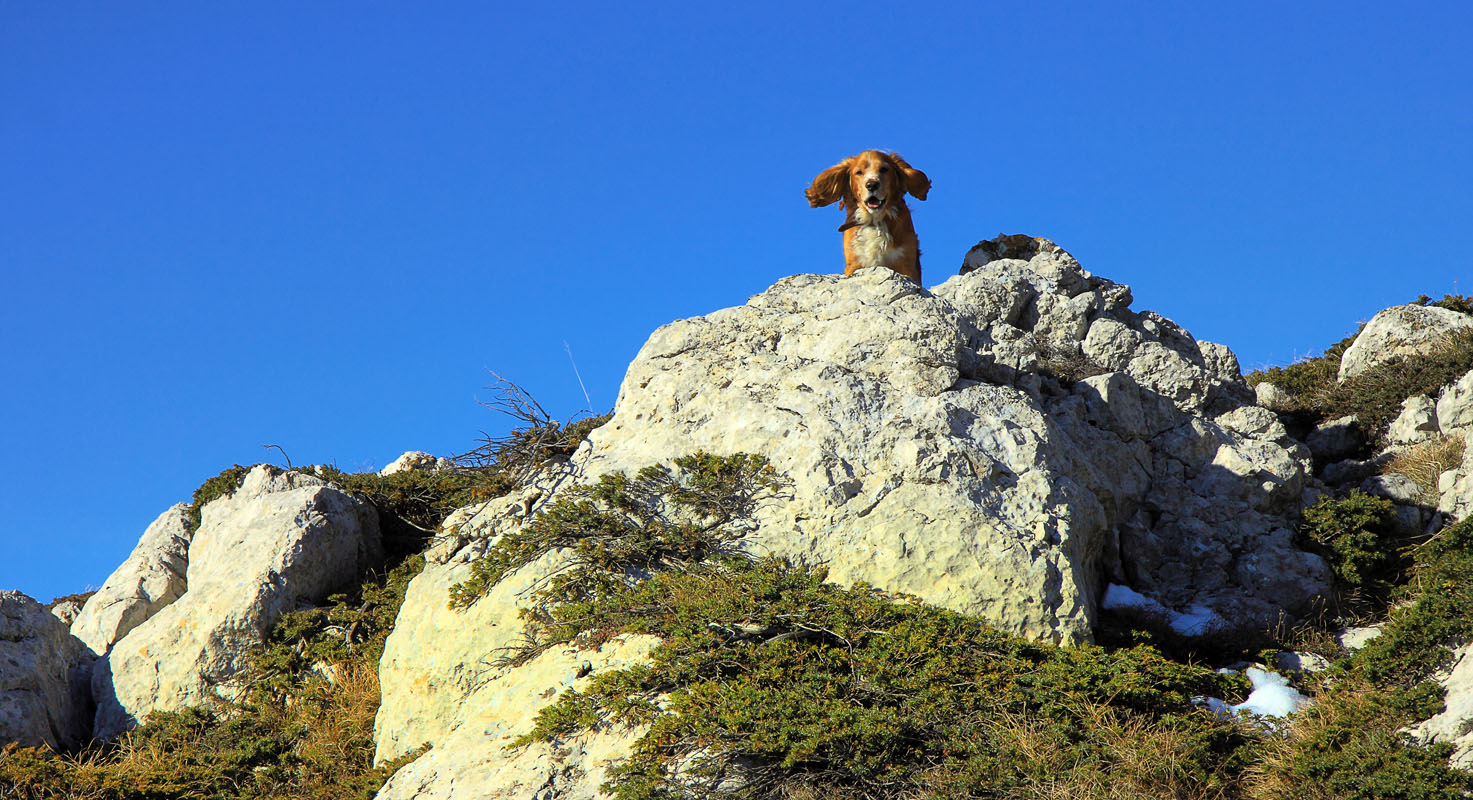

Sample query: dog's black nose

[865,180,880,190]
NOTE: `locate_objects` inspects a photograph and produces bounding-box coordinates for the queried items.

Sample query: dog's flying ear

[888,153,930,201]
[805,158,852,208]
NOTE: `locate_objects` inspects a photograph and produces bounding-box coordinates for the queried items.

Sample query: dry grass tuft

[1384,433,1466,503]
[988,703,1249,800]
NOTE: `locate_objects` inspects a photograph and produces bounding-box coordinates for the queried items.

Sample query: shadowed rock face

[91,466,381,740]
[0,592,93,750]
[372,237,1332,798]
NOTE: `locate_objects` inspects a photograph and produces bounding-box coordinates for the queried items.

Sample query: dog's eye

[879,166,889,173]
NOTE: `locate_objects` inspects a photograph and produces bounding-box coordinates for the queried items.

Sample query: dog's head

[805,150,930,216]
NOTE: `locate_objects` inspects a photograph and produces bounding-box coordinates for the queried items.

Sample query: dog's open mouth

[864,197,884,210]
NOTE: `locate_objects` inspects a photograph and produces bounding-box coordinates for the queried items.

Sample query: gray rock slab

[0,592,93,749]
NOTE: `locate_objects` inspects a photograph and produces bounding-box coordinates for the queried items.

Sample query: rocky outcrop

[572,239,1324,644]
[92,466,381,739]
[0,592,93,750]
[1337,304,1473,382]
[373,237,1330,797]
[1411,641,1473,769]
[71,503,192,654]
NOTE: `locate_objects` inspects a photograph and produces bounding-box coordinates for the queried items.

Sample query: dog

[805,150,930,283]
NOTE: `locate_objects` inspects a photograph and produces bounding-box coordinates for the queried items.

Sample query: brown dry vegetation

[1384,433,1466,503]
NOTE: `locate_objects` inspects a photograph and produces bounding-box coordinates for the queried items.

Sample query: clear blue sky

[3,2,1469,602]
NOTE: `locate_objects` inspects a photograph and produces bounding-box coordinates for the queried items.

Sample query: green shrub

[446,451,783,619]
[184,464,251,533]
[1354,518,1473,686]
[1249,680,1472,800]
[516,558,1252,800]
[1301,491,1402,596]
[1417,293,1473,317]
[304,465,487,559]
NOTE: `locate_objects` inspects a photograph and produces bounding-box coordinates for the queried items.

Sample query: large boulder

[0,592,93,750]
[1337,304,1473,382]
[573,240,1322,643]
[92,466,381,739]
[71,503,192,654]
[373,238,1330,796]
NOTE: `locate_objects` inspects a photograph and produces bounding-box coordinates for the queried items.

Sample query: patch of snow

[1194,667,1311,721]
[1234,667,1310,717]
[1101,584,1224,636]
[1168,604,1225,636]
[1102,584,1166,614]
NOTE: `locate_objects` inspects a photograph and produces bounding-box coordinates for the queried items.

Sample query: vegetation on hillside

[10,293,1473,799]
[1245,294,1473,448]
[0,387,610,800]
[447,452,1473,799]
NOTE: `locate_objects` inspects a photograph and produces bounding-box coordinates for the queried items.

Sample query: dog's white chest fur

[850,223,907,267]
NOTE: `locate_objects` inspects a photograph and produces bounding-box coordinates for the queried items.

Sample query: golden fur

[805,150,930,283]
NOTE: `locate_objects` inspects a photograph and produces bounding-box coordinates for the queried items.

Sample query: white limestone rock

[1411,642,1473,769]
[1437,442,1473,522]
[1389,395,1440,445]
[1360,472,1426,505]
[373,480,662,790]
[380,451,454,476]
[1254,381,1294,412]
[71,503,192,654]
[1338,625,1384,651]
[0,592,93,749]
[373,237,1330,797]
[375,629,657,799]
[1337,304,1473,382]
[1436,369,1473,435]
[92,466,381,739]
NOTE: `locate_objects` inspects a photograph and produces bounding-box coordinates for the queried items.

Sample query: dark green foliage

[446,451,783,617]
[1416,293,1473,317]
[1245,326,1473,449]
[304,465,487,559]
[249,554,426,700]
[1245,333,1358,397]
[1301,491,1403,596]
[1256,681,1473,800]
[1353,518,1473,685]
[185,464,251,533]
[517,559,1251,799]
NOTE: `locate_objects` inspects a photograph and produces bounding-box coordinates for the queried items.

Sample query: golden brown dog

[805,150,930,283]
